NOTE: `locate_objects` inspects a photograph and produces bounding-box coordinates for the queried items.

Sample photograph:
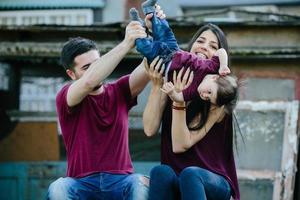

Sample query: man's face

[197,74,219,104]
[67,50,100,80]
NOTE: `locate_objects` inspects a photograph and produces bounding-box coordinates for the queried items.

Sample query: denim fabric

[135,38,173,64]
[134,11,178,64]
[142,0,157,15]
[149,165,231,200]
[47,173,148,200]
[150,15,178,52]
[148,165,180,200]
[179,167,232,200]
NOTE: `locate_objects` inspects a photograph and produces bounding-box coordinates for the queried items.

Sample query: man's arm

[67,21,146,107]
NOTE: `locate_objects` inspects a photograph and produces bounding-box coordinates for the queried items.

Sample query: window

[19,77,68,112]
[235,101,299,199]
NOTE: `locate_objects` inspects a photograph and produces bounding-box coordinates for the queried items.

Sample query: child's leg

[129,8,173,64]
[151,15,179,52]
[141,0,179,52]
[142,0,157,15]
[136,40,173,63]
[129,7,144,26]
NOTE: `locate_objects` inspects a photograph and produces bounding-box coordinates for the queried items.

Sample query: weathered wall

[0,122,59,161]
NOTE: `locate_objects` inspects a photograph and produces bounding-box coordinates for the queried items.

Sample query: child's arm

[161,82,184,102]
[214,48,231,76]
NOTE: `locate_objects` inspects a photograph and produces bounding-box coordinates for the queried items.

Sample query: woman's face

[190,29,219,59]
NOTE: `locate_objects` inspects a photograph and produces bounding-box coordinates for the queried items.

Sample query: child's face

[190,30,219,59]
[197,74,219,104]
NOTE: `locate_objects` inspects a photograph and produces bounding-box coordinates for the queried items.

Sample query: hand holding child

[161,68,194,102]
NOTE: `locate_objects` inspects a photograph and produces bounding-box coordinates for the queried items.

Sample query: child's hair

[215,75,238,114]
[186,75,239,131]
[60,37,98,71]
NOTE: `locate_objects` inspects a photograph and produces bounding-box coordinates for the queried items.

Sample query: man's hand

[124,21,147,48]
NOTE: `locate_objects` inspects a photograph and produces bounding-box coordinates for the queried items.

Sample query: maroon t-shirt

[161,100,240,200]
[56,75,136,178]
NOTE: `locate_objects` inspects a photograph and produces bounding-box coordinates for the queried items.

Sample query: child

[129,0,231,102]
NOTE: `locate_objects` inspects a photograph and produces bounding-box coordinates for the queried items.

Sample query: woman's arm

[162,68,225,153]
[143,57,167,137]
[143,83,168,136]
[171,103,225,153]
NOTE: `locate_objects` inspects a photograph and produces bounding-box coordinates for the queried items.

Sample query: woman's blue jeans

[47,172,148,200]
[149,165,231,200]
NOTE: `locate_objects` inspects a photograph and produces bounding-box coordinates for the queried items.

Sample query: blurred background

[0,0,299,199]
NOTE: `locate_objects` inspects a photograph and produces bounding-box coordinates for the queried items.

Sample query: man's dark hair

[60,37,98,70]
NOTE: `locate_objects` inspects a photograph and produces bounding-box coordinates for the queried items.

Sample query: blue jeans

[47,172,149,200]
[149,165,231,200]
[135,14,179,64]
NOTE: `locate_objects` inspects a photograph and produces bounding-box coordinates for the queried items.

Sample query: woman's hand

[145,4,166,33]
[161,81,181,102]
[173,67,194,93]
[161,68,194,103]
[144,56,165,87]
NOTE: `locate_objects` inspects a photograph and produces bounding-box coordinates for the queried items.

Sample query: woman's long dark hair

[185,24,244,154]
[186,97,211,130]
[185,23,229,130]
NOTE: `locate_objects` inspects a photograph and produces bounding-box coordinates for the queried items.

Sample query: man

[47,19,152,199]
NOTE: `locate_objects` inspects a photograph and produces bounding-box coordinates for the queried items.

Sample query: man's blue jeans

[148,165,231,200]
[47,172,148,200]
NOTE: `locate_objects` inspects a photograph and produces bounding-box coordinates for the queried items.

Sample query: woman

[143,23,240,200]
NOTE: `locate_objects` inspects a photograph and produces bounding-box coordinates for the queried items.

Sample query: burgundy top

[56,75,137,178]
[161,100,240,199]
[169,51,220,101]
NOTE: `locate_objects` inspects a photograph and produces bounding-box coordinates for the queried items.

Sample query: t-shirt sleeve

[205,55,220,73]
[115,75,137,110]
[56,84,78,119]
